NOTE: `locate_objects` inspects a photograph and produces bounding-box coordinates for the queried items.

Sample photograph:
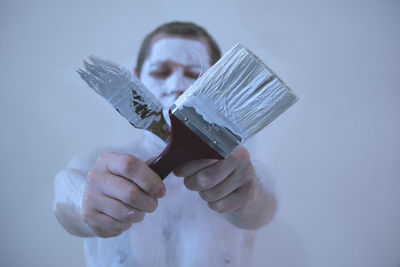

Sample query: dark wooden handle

[148,113,223,180]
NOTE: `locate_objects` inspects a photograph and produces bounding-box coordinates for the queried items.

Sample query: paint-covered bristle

[174,44,298,141]
[78,56,160,110]
[78,56,170,141]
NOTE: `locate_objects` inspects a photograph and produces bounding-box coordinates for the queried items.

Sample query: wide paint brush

[78,56,171,142]
[148,44,298,179]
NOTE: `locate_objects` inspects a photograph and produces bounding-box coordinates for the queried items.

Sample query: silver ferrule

[170,104,242,158]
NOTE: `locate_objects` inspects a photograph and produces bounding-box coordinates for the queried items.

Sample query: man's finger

[98,152,165,198]
[183,158,236,191]
[207,185,253,214]
[99,174,158,213]
[89,192,146,223]
[198,169,244,202]
[173,159,218,177]
[83,209,130,235]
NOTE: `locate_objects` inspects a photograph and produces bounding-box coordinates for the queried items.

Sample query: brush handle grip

[148,113,223,180]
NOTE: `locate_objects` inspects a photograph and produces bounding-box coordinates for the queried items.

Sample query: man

[54,21,277,267]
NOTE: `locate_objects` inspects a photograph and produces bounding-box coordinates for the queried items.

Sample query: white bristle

[78,56,170,140]
[174,44,298,140]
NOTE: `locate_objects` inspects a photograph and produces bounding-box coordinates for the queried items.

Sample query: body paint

[140,38,211,123]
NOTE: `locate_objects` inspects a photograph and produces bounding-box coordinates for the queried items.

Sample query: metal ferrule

[170,104,242,158]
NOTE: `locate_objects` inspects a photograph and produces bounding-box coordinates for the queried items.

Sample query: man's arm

[54,167,96,237]
[53,148,165,238]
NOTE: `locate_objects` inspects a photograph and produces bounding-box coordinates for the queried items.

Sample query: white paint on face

[139,37,211,123]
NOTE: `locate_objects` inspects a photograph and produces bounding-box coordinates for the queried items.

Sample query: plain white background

[0,0,399,266]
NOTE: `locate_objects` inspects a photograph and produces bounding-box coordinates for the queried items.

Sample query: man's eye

[185,71,200,79]
[150,70,170,79]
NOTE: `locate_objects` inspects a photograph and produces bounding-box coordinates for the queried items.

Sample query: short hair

[136,21,221,76]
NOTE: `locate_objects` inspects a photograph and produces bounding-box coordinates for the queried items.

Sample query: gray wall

[1,0,399,266]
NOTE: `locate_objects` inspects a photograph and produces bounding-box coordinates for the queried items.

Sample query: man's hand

[173,147,257,214]
[82,152,165,238]
[174,146,276,229]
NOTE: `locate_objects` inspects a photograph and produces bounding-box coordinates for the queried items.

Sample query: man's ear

[133,68,139,78]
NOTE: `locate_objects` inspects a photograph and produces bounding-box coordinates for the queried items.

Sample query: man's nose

[164,70,189,94]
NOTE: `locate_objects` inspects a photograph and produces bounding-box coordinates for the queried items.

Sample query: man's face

[139,36,211,119]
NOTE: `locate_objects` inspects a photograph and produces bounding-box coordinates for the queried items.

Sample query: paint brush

[148,44,298,179]
[77,56,171,142]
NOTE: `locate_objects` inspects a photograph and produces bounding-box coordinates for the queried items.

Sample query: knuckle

[120,155,137,174]
[146,182,160,196]
[82,209,94,224]
[86,170,99,185]
[97,152,111,165]
[82,193,92,206]
[232,147,250,162]
[242,167,255,183]
[119,206,133,221]
[197,174,211,190]
[208,201,226,213]
[82,192,96,210]
[97,231,117,238]
[117,222,129,233]
[130,211,145,223]
[125,187,139,205]
[247,183,256,195]
[244,184,256,201]
[112,224,124,234]
[91,226,109,238]
[104,218,122,234]
[199,191,211,201]
[148,199,158,213]
[121,222,133,231]
[183,177,192,189]
[173,167,183,177]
